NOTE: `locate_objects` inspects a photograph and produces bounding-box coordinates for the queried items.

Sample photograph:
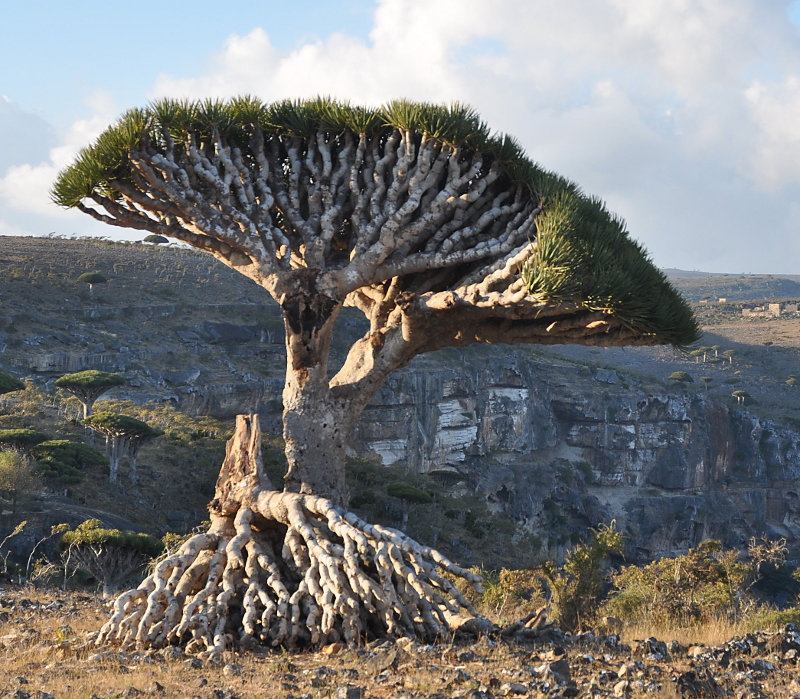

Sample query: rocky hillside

[2,235,800,564]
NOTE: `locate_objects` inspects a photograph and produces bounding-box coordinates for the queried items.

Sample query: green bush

[31,440,108,484]
[60,518,163,558]
[0,428,49,451]
[0,371,24,396]
[603,540,750,626]
[541,521,623,631]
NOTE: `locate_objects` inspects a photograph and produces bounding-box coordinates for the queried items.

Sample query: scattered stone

[364,648,400,674]
[184,657,202,669]
[322,642,343,655]
[223,663,242,677]
[500,682,528,695]
[676,668,724,698]
[332,687,363,699]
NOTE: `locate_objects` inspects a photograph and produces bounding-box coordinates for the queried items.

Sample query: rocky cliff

[350,347,800,562]
[3,237,799,563]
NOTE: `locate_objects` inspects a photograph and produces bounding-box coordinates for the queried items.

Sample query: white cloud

[0,92,118,236]
[5,0,800,271]
[745,77,800,188]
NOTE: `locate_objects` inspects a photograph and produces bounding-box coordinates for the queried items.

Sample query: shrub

[0,428,49,452]
[541,521,623,631]
[31,440,108,484]
[60,519,163,593]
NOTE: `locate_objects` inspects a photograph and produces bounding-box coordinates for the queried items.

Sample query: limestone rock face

[350,352,800,561]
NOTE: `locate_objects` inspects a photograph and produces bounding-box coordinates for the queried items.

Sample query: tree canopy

[83,412,162,440]
[56,370,126,419]
[0,428,49,451]
[77,272,107,285]
[52,97,698,347]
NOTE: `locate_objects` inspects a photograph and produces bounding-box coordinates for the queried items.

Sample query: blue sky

[3,0,800,273]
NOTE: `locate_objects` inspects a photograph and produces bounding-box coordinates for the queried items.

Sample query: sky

[3,0,800,274]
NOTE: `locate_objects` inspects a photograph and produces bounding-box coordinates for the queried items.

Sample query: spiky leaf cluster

[31,439,108,484]
[520,191,698,345]
[76,272,107,285]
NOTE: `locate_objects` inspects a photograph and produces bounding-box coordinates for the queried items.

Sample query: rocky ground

[2,589,800,698]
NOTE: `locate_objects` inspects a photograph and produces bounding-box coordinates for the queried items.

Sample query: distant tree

[0,371,24,396]
[31,439,109,484]
[0,450,41,517]
[732,390,750,406]
[82,412,162,483]
[668,371,694,383]
[0,429,49,452]
[55,370,126,419]
[711,344,721,358]
[690,349,704,363]
[53,97,699,651]
[699,376,712,392]
[142,234,168,244]
[723,349,736,364]
[77,271,107,299]
[60,518,163,596]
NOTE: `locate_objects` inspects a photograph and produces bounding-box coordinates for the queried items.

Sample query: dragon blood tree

[52,97,698,655]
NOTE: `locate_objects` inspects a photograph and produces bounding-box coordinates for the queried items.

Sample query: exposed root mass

[97,491,481,656]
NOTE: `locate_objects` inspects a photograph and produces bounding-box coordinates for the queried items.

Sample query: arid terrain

[3,588,800,698]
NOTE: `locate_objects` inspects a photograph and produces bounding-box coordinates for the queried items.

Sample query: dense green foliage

[31,439,108,484]
[59,518,163,558]
[55,370,125,392]
[76,272,107,285]
[143,234,168,244]
[52,96,698,347]
[520,192,698,346]
[0,370,24,396]
[0,428,49,451]
[82,411,162,439]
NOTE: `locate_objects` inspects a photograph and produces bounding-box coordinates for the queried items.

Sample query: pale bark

[97,415,480,655]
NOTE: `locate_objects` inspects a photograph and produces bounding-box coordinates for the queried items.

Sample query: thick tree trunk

[279,277,349,506]
[95,415,481,656]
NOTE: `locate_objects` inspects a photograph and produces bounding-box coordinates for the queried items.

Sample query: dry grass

[620,616,750,649]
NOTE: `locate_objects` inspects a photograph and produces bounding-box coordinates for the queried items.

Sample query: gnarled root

[96,490,482,656]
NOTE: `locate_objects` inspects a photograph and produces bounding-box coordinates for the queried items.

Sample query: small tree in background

[55,370,126,419]
[700,376,712,392]
[143,234,168,244]
[60,519,163,596]
[31,439,108,484]
[0,371,24,397]
[732,389,751,406]
[0,450,41,518]
[0,429,49,453]
[668,370,694,384]
[76,271,107,299]
[723,349,736,364]
[82,412,162,483]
